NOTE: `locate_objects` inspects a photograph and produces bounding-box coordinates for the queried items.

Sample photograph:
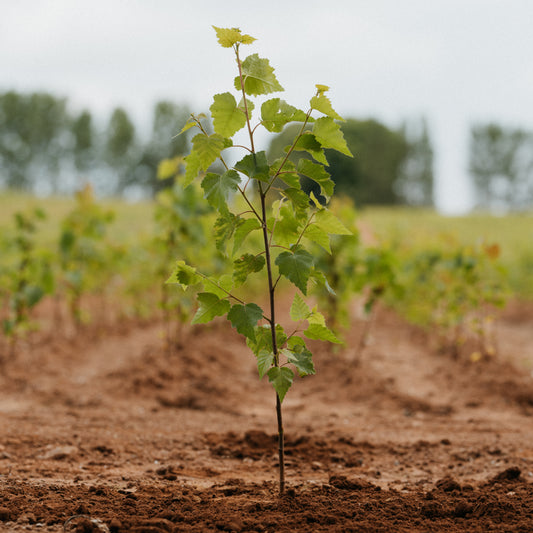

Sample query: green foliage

[166,26,352,419]
[267,117,434,206]
[469,122,533,210]
[1,207,54,353]
[58,184,115,325]
[391,240,508,358]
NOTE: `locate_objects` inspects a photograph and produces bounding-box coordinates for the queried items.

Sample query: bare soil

[2,300,533,532]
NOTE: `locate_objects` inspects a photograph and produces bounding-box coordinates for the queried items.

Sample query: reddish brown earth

[2,300,533,532]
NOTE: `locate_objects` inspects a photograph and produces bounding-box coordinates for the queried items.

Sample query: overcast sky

[2,0,532,212]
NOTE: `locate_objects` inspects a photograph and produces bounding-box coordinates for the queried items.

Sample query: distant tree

[105,107,137,193]
[469,123,533,210]
[268,118,420,206]
[71,110,94,173]
[396,117,434,206]
[0,91,69,191]
[132,101,190,195]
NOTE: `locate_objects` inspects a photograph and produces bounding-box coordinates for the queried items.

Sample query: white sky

[2,0,532,212]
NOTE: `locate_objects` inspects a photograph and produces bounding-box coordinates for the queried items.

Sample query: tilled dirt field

[2,301,533,532]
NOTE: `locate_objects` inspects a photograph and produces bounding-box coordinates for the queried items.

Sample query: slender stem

[235,42,285,496]
[258,182,285,496]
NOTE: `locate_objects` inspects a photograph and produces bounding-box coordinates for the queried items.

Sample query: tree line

[1,90,532,210]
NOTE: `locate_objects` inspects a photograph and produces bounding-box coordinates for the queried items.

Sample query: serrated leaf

[303,223,331,253]
[214,212,240,253]
[261,98,308,132]
[310,93,344,121]
[166,261,201,288]
[192,133,229,170]
[267,367,294,403]
[272,204,302,248]
[297,159,334,200]
[237,97,254,118]
[256,350,274,379]
[290,132,328,165]
[308,308,326,326]
[247,324,287,356]
[192,292,230,324]
[304,323,341,344]
[212,26,256,47]
[282,188,310,215]
[309,270,336,295]
[270,158,300,188]
[210,92,247,138]
[312,117,352,156]
[275,247,314,295]
[202,170,240,213]
[290,292,310,321]
[282,346,315,377]
[314,209,352,235]
[232,218,261,256]
[235,54,284,96]
[202,274,233,298]
[234,151,270,182]
[233,253,266,285]
[178,120,198,135]
[183,150,202,187]
[228,303,263,340]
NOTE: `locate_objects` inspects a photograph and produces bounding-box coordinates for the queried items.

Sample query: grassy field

[1,191,532,296]
[0,190,156,244]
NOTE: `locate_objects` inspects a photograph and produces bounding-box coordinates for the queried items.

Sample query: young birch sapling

[167,26,353,494]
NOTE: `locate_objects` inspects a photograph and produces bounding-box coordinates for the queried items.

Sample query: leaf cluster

[166,27,353,403]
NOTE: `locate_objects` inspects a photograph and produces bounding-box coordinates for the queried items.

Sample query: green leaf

[297,159,335,200]
[166,261,201,288]
[178,120,198,135]
[227,303,263,340]
[312,117,352,156]
[267,367,294,403]
[270,158,300,188]
[235,54,284,96]
[310,93,344,121]
[232,218,261,256]
[233,253,266,285]
[314,209,352,235]
[290,292,310,321]
[282,346,315,377]
[303,223,331,253]
[213,26,256,48]
[183,150,202,187]
[304,323,341,344]
[261,98,308,132]
[291,132,328,165]
[192,292,230,324]
[234,151,270,182]
[282,188,310,215]
[309,270,336,295]
[202,274,233,299]
[214,212,240,252]
[272,204,302,248]
[247,324,287,356]
[275,247,314,295]
[202,170,240,213]
[237,97,254,118]
[256,350,274,379]
[210,93,247,138]
[192,133,230,170]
